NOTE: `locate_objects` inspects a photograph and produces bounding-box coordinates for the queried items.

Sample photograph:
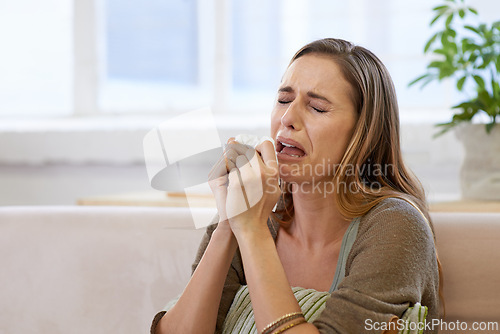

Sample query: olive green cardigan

[151,198,439,334]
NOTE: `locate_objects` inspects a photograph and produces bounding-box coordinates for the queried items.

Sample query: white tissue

[234,134,275,148]
[233,134,279,213]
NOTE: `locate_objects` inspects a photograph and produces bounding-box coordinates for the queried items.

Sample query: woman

[152,38,441,334]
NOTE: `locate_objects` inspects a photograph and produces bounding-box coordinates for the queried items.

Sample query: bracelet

[271,317,307,334]
[261,312,304,334]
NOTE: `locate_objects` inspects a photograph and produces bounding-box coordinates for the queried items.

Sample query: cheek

[315,123,355,161]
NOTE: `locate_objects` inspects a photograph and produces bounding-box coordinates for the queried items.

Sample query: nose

[281,101,302,130]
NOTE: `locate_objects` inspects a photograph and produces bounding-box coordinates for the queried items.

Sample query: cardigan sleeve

[312,198,439,334]
[191,217,278,333]
[191,219,246,334]
[150,215,246,334]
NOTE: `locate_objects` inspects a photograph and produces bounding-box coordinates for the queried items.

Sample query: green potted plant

[410,0,500,200]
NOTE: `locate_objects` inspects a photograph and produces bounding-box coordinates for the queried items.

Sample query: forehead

[281,54,352,97]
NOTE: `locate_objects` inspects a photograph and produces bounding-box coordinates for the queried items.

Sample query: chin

[278,163,302,180]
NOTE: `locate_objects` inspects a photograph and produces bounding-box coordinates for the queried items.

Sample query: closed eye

[312,106,327,113]
[278,100,292,104]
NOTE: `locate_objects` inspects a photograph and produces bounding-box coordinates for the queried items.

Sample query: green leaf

[493,79,500,99]
[473,75,486,89]
[452,100,481,120]
[452,102,470,110]
[433,48,449,56]
[433,5,449,12]
[459,9,465,18]
[420,75,438,89]
[452,109,476,121]
[430,13,442,26]
[477,90,493,110]
[441,32,452,47]
[464,25,480,35]
[468,53,479,64]
[439,66,456,79]
[445,13,454,27]
[468,7,478,15]
[424,33,438,53]
[433,123,455,137]
[440,29,458,48]
[478,54,493,69]
[486,122,496,133]
[478,23,487,34]
[429,61,444,69]
[408,74,430,87]
[450,41,458,54]
[457,76,467,90]
[461,39,474,53]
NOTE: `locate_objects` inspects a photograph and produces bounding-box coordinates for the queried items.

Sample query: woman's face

[270,53,358,184]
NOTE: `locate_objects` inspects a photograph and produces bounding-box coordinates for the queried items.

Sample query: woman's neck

[287,182,351,249]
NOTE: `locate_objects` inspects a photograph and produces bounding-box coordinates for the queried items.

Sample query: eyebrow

[278,86,332,104]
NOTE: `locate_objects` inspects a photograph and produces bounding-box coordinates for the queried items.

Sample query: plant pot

[455,124,500,200]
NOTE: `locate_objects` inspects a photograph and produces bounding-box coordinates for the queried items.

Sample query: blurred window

[0,0,72,116]
[2,0,499,119]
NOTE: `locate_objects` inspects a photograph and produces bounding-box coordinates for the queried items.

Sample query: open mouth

[276,139,306,158]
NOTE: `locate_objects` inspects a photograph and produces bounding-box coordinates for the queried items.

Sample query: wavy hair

[272,38,444,316]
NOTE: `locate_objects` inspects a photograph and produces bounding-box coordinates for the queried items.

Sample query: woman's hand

[208,137,280,238]
[225,139,280,238]
[207,138,236,231]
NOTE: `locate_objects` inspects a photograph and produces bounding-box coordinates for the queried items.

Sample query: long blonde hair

[272,38,444,315]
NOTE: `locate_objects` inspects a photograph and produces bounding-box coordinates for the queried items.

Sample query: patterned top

[222,286,331,334]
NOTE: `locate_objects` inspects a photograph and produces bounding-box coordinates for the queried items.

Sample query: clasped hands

[208,138,281,239]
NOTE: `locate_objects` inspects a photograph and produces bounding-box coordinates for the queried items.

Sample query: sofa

[0,206,499,333]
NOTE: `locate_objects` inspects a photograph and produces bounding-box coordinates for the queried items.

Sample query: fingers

[224,149,238,171]
[227,167,250,218]
[235,154,252,175]
[214,174,229,223]
[236,154,264,208]
[209,138,255,181]
[208,155,227,181]
[212,137,278,222]
[213,138,275,181]
[226,141,252,155]
[225,141,256,170]
[255,140,278,170]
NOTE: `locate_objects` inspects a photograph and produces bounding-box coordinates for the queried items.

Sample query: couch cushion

[431,212,500,324]
[1,207,498,333]
[0,206,213,334]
